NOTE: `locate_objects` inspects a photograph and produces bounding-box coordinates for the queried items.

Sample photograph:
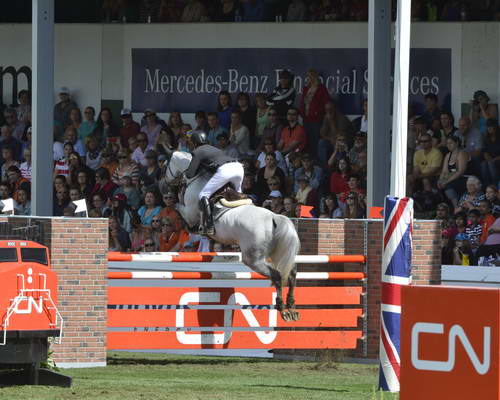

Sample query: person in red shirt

[299,69,330,160]
[159,217,181,251]
[479,199,496,244]
[119,108,140,148]
[339,175,365,204]
[329,157,351,196]
[278,107,306,155]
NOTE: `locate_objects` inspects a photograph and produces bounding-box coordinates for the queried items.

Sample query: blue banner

[131,48,451,115]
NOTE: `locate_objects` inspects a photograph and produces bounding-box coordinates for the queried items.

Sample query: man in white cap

[54,86,77,128]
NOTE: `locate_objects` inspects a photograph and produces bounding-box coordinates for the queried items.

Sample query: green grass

[0,352,400,400]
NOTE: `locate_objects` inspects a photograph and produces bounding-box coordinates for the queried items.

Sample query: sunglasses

[152,219,161,223]
[144,242,155,247]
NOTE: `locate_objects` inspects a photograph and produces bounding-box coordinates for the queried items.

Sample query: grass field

[0,352,400,400]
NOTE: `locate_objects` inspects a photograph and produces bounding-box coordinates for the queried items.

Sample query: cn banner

[131,48,451,115]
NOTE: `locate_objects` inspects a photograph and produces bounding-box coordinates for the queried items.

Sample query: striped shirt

[19,162,31,181]
[54,158,70,178]
[465,223,482,248]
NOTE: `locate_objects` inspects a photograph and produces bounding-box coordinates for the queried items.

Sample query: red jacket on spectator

[299,84,331,123]
[329,172,349,195]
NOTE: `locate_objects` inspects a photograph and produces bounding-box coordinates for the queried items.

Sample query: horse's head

[163,151,192,182]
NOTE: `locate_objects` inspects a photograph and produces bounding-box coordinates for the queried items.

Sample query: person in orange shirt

[278,107,307,155]
[159,217,181,251]
[6,166,30,203]
[159,191,183,230]
[479,199,496,244]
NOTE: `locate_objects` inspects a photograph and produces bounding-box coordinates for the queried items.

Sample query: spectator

[282,196,297,217]
[264,176,285,204]
[256,153,286,200]
[76,169,94,200]
[470,90,498,135]
[413,177,444,219]
[159,0,181,21]
[94,107,119,148]
[194,110,209,133]
[1,147,19,181]
[68,185,87,217]
[141,110,162,146]
[294,175,318,213]
[68,151,94,186]
[339,175,365,204]
[421,93,441,128]
[149,215,162,249]
[138,190,161,227]
[268,191,285,214]
[109,216,131,252]
[64,126,86,157]
[327,135,349,168]
[53,142,73,179]
[437,135,468,210]
[110,193,134,233]
[260,107,283,150]
[342,191,366,219]
[441,229,455,265]
[319,101,354,165]
[287,0,307,21]
[54,87,77,129]
[465,209,482,251]
[100,149,119,178]
[242,174,259,204]
[156,127,178,157]
[319,193,342,218]
[256,138,286,172]
[0,125,22,162]
[410,132,443,192]
[348,132,367,167]
[216,133,239,158]
[485,184,500,216]
[255,94,270,144]
[67,107,83,139]
[159,217,181,251]
[438,111,457,145]
[217,91,234,131]
[120,108,141,148]
[19,147,31,181]
[352,99,368,134]
[53,185,70,216]
[15,187,31,216]
[452,233,473,265]
[112,148,140,185]
[456,176,485,214]
[435,202,451,228]
[476,216,500,262]
[451,212,468,237]
[3,107,25,142]
[80,106,97,141]
[458,116,483,176]
[141,149,161,183]
[132,133,152,167]
[7,166,30,204]
[278,107,306,155]
[167,111,184,139]
[85,135,102,170]
[181,0,207,21]
[293,153,323,193]
[267,69,295,122]
[114,174,142,210]
[92,192,111,216]
[299,69,330,160]
[236,92,257,147]
[91,167,117,200]
[329,157,350,196]
[479,200,496,245]
[206,112,227,146]
[16,90,31,125]
[229,110,250,156]
[480,118,500,186]
[159,191,183,230]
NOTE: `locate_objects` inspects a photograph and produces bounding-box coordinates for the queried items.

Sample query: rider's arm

[185,150,202,179]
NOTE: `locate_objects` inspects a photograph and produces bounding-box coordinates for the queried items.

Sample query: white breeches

[199,162,244,200]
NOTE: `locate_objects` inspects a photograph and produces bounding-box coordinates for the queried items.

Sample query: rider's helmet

[191,131,208,148]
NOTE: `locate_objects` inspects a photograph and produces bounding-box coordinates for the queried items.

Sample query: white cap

[59,86,70,95]
[269,190,282,198]
[121,108,132,117]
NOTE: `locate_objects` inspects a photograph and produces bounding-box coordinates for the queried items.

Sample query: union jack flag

[379,196,413,392]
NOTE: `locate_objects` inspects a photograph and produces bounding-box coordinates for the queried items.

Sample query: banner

[131,48,451,115]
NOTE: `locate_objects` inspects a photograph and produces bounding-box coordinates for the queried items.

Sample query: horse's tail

[269,214,300,287]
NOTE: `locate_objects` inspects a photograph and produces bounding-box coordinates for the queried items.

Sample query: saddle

[211,185,253,208]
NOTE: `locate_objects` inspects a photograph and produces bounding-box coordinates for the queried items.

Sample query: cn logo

[14,296,44,315]
[411,322,491,375]
[175,292,277,345]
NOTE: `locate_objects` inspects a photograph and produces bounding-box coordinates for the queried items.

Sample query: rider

[185,131,245,235]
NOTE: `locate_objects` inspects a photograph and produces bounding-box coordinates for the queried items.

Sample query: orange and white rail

[108,271,366,280]
[108,252,366,264]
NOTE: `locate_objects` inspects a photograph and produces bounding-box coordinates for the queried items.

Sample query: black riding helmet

[191,131,208,147]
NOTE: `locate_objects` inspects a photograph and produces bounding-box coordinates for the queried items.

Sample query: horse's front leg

[285,267,299,321]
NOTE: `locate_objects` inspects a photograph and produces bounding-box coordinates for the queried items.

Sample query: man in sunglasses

[184,131,244,235]
[410,132,443,193]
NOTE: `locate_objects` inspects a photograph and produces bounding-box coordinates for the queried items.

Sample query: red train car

[0,240,70,386]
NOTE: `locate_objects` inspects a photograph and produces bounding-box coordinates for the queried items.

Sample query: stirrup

[198,225,215,236]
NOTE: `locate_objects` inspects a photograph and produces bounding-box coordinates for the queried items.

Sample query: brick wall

[292,218,441,359]
[0,216,108,368]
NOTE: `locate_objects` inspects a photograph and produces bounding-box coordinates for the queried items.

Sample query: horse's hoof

[280,310,291,322]
[289,309,300,321]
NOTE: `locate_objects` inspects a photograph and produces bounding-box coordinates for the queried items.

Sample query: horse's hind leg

[285,266,299,321]
[241,251,288,320]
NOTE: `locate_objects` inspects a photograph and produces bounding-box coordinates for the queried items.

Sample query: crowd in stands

[4,0,500,23]
[3,65,500,265]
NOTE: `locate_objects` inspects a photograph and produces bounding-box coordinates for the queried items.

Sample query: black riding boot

[199,196,215,235]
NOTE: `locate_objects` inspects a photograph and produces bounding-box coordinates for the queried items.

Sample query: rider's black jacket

[185,144,236,179]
